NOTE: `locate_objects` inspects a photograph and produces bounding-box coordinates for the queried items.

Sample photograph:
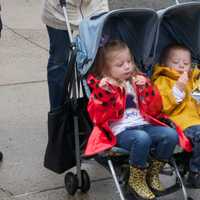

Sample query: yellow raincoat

[152,65,200,130]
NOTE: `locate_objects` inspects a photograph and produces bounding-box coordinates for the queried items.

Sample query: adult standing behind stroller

[0,2,3,162]
[41,0,109,111]
[152,44,200,188]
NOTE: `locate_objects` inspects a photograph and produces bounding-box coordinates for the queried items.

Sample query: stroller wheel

[80,170,90,193]
[0,152,3,161]
[64,172,78,195]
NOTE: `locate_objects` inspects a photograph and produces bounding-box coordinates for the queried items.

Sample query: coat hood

[152,64,200,83]
[152,64,181,82]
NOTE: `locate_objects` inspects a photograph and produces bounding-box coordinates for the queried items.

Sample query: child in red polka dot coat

[84,39,191,200]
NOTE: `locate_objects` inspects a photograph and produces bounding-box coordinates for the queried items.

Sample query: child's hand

[99,77,116,91]
[133,75,147,85]
[83,0,92,4]
[176,71,189,92]
[99,77,124,91]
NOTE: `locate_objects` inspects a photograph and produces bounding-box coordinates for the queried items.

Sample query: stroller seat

[103,146,129,157]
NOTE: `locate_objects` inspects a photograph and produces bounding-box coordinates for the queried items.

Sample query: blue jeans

[116,125,178,168]
[184,125,200,172]
[46,26,70,111]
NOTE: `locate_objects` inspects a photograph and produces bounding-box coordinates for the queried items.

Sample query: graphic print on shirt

[126,94,137,109]
[109,81,149,135]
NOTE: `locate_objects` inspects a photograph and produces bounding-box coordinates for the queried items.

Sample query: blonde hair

[92,40,136,78]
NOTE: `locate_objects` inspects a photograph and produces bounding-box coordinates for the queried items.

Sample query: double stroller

[54,1,200,200]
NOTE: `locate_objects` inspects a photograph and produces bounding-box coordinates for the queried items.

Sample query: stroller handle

[59,0,73,43]
[59,0,66,7]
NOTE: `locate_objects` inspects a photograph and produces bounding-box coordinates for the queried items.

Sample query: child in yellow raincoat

[152,44,200,188]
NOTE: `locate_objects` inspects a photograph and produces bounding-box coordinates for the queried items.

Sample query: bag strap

[62,46,77,104]
[62,46,92,134]
[62,46,87,103]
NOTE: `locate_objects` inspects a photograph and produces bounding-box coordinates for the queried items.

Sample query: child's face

[164,49,191,73]
[105,47,135,81]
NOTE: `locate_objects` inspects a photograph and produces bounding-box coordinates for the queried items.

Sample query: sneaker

[187,171,200,188]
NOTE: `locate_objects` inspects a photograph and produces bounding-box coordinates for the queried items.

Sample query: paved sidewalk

[0,0,200,200]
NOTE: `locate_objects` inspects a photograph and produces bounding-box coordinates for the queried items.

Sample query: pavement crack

[0,187,14,196]
[14,186,65,198]
[0,80,47,87]
[4,24,48,52]
[91,177,112,183]
[12,177,112,198]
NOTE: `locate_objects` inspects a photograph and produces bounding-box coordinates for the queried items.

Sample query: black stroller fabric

[155,2,200,64]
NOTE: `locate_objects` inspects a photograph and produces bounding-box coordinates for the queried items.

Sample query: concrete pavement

[0,0,200,200]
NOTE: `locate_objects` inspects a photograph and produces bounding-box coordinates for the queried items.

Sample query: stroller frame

[60,0,88,193]
[59,0,199,200]
[95,147,192,200]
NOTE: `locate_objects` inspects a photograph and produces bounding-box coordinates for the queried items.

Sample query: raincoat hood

[152,64,182,82]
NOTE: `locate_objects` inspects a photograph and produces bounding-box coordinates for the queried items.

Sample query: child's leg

[142,125,178,193]
[184,125,200,188]
[142,125,178,160]
[117,128,155,199]
[117,129,152,167]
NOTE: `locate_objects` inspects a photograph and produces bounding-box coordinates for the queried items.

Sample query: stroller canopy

[155,2,200,63]
[76,8,159,75]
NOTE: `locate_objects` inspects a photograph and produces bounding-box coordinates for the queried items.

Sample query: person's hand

[74,0,91,6]
[83,0,92,4]
[175,71,189,92]
[99,77,114,92]
[133,75,147,85]
[99,77,124,91]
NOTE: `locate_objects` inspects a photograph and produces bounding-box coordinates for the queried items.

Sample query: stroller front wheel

[80,170,90,193]
[64,172,78,195]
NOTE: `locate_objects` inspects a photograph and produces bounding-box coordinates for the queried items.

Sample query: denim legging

[46,26,70,111]
[116,124,178,168]
[184,125,200,173]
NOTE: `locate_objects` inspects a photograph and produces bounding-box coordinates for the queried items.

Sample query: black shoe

[187,171,200,188]
[0,151,3,161]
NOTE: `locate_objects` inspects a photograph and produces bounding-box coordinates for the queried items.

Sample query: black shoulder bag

[44,48,91,174]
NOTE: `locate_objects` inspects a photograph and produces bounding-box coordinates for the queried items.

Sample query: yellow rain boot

[147,158,165,195]
[129,165,156,200]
